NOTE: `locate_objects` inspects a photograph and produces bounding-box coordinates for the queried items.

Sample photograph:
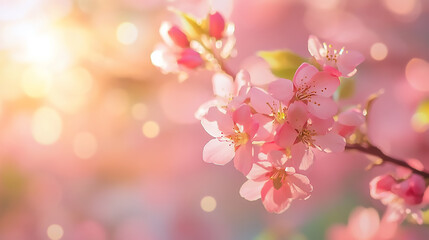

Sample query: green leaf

[334,77,355,100]
[258,50,306,80]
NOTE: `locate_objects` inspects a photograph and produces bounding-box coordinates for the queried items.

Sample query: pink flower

[308,35,364,77]
[293,63,340,119]
[370,174,427,224]
[209,12,225,40]
[275,101,345,170]
[201,104,258,175]
[239,150,313,213]
[327,207,399,240]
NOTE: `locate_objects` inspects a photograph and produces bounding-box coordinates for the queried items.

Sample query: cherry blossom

[201,104,258,175]
[239,150,313,213]
[308,35,364,77]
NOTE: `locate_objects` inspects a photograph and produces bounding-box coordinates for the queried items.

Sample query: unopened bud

[177,48,203,69]
[209,12,225,40]
[168,26,190,48]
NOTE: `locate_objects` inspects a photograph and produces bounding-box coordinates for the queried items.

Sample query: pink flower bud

[391,174,426,205]
[168,26,189,48]
[209,12,225,40]
[177,48,203,69]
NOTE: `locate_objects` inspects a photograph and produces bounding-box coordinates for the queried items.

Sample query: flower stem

[345,143,429,178]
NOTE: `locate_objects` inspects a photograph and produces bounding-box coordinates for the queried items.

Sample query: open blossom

[370,173,428,224]
[275,101,345,170]
[201,104,258,175]
[240,150,313,213]
[293,63,340,119]
[308,35,364,77]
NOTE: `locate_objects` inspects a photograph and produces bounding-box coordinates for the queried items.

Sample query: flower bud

[209,12,225,40]
[168,26,189,48]
[177,48,203,69]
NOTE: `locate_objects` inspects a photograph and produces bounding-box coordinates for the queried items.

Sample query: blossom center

[266,102,287,124]
[226,130,249,148]
[270,168,288,190]
[298,128,316,147]
[323,42,345,64]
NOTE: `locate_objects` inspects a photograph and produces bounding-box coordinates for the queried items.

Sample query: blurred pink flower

[333,108,365,137]
[370,173,427,224]
[327,207,398,240]
[240,150,313,213]
[308,35,364,77]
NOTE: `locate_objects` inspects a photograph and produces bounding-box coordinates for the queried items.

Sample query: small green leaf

[334,77,355,100]
[258,50,306,80]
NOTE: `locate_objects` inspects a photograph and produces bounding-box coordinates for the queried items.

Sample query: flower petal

[261,181,292,214]
[239,179,265,201]
[293,63,319,89]
[337,50,364,77]
[201,107,234,137]
[288,174,313,200]
[249,87,276,115]
[307,96,338,119]
[234,142,254,175]
[309,71,340,97]
[287,101,308,130]
[313,132,345,153]
[203,138,235,165]
[275,123,298,148]
[212,72,234,99]
[247,161,272,180]
[338,108,365,126]
[268,78,294,104]
[308,35,324,61]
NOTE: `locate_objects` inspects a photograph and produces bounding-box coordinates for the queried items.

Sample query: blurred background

[0,0,429,239]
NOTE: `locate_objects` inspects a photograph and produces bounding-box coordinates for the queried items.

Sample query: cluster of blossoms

[199,35,365,213]
[151,10,429,227]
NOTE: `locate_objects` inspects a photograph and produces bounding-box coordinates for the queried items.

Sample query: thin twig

[345,143,429,178]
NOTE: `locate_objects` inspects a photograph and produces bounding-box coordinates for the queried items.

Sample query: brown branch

[345,143,429,178]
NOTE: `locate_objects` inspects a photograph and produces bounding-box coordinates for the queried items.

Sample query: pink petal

[337,50,364,77]
[309,71,340,97]
[287,143,306,169]
[201,107,234,137]
[275,123,298,148]
[249,87,276,115]
[234,142,254,175]
[232,104,252,127]
[247,161,272,180]
[288,174,313,200]
[203,138,235,165]
[338,108,365,126]
[369,174,396,200]
[308,115,334,135]
[239,179,265,201]
[212,73,234,99]
[287,101,308,130]
[267,150,287,168]
[252,114,274,141]
[308,35,324,61]
[235,69,251,93]
[268,78,294,104]
[313,132,345,153]
[307,96,338,119]
[293,63,319,89]
[261,181,292,214]
[299,147,314,171]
